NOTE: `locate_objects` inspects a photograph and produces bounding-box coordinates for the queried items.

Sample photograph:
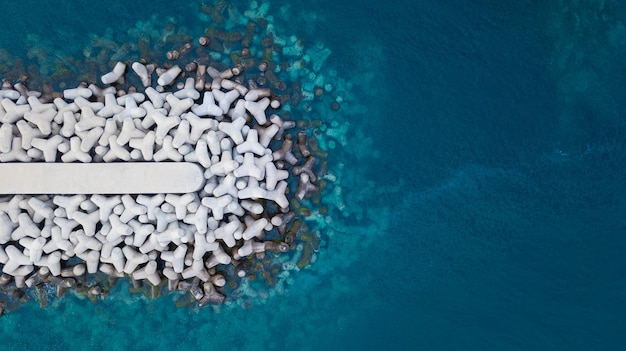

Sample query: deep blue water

[1,0,626,350]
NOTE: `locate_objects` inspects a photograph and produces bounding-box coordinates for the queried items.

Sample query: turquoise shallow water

[1,0,626,350]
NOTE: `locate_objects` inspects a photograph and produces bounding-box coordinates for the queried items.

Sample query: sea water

[1,0,625,350]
